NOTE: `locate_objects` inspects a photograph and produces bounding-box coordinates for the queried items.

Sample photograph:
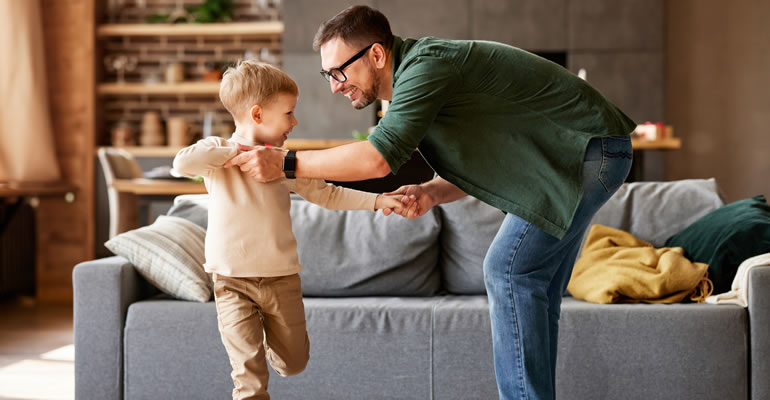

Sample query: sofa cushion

[124,301,232,399]
[104,216,211,302]
[124,297,438,399]
[277,297,438,398]
[556,298,748,399]
[587,178,725,248]
[292,198,442,296]
[665,195,770,295]
[437,197,504,295]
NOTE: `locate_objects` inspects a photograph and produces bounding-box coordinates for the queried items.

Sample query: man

[225,5,635,400]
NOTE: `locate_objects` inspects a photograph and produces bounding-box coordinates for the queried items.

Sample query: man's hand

[382,184,437,219]
[223,144,287,182]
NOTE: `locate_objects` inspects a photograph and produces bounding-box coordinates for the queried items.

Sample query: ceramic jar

[167,117,191,147]
[139,111,165,146]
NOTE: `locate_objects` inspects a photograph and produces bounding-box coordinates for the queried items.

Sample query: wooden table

[630,137,681,150]
[109,178,206,234]
[111,178,206,195]
[628,138,682,181]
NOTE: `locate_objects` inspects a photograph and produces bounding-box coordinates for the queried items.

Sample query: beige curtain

[0,0,60,182]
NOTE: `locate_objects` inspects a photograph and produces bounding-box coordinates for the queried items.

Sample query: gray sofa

[73,179,770,400]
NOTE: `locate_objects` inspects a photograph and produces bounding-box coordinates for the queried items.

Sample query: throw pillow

[587,178,725,248]
[291,197,443,297]
[665,195,770,295]
[104,215,211,302]
[437,196,505,295]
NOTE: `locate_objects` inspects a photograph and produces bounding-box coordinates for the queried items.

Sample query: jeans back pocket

[599,136,633,193]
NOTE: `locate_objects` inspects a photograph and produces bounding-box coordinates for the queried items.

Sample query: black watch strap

[282,150,297,179]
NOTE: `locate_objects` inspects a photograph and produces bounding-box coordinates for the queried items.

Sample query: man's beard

[353,61,379,110]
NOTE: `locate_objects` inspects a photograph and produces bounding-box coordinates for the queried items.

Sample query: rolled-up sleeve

[368,56,459,174]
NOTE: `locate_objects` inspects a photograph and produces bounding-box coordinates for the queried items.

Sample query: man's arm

[296,140,392,181]
[224,140,392,182]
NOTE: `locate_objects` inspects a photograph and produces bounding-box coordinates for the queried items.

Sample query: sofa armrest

[749,265,770,400]
[73,256,157,400]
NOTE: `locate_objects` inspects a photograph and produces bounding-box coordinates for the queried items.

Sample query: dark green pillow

[665,195,770,294]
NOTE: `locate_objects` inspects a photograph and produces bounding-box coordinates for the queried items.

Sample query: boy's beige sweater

[173,134,378,277]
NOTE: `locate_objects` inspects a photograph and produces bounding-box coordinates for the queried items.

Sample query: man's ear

[371,43,387,69]
[249,105,263,124]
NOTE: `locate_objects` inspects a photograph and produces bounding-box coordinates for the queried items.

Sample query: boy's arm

[172,137,238,178]
[291,178,383,211]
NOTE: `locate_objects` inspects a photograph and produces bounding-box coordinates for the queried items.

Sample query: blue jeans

[483,136,632,400]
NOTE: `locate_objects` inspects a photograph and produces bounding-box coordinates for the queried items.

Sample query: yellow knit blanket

[567,224,712,304]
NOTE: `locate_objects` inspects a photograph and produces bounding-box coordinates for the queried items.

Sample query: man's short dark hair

[312,5,394,52]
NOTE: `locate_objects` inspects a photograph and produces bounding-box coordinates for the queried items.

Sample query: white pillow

[104,215,211,302]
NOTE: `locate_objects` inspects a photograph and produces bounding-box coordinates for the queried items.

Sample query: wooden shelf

[96,21,283,37]
[630,137,682,150]
[98,81,220,95]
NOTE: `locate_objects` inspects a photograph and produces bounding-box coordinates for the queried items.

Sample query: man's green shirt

[368,36,636,239]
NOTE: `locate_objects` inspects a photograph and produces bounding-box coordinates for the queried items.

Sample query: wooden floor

[0,297,74,400]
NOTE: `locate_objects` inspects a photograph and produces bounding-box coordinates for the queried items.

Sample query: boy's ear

[249,105,263,124]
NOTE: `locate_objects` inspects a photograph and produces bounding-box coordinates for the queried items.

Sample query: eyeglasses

[320,42,381,83]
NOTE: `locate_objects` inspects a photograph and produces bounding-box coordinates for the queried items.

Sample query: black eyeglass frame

[320,42,382,83]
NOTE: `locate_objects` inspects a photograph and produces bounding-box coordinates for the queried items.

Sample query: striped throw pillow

[105,215,211,302]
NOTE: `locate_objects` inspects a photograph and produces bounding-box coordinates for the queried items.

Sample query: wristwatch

[282,150,297,179]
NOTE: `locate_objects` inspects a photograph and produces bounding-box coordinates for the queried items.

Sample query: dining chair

[97,148,144,238]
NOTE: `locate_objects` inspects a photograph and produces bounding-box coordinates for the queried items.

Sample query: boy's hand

[375,194,409,216]
[382,184,435,219]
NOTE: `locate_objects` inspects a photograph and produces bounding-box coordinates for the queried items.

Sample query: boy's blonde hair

[219,60,299,120]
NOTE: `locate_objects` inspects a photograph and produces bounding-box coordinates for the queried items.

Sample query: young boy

[173,60,404,400]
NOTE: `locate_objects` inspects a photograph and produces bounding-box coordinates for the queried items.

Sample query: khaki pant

[213,273,310,400]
